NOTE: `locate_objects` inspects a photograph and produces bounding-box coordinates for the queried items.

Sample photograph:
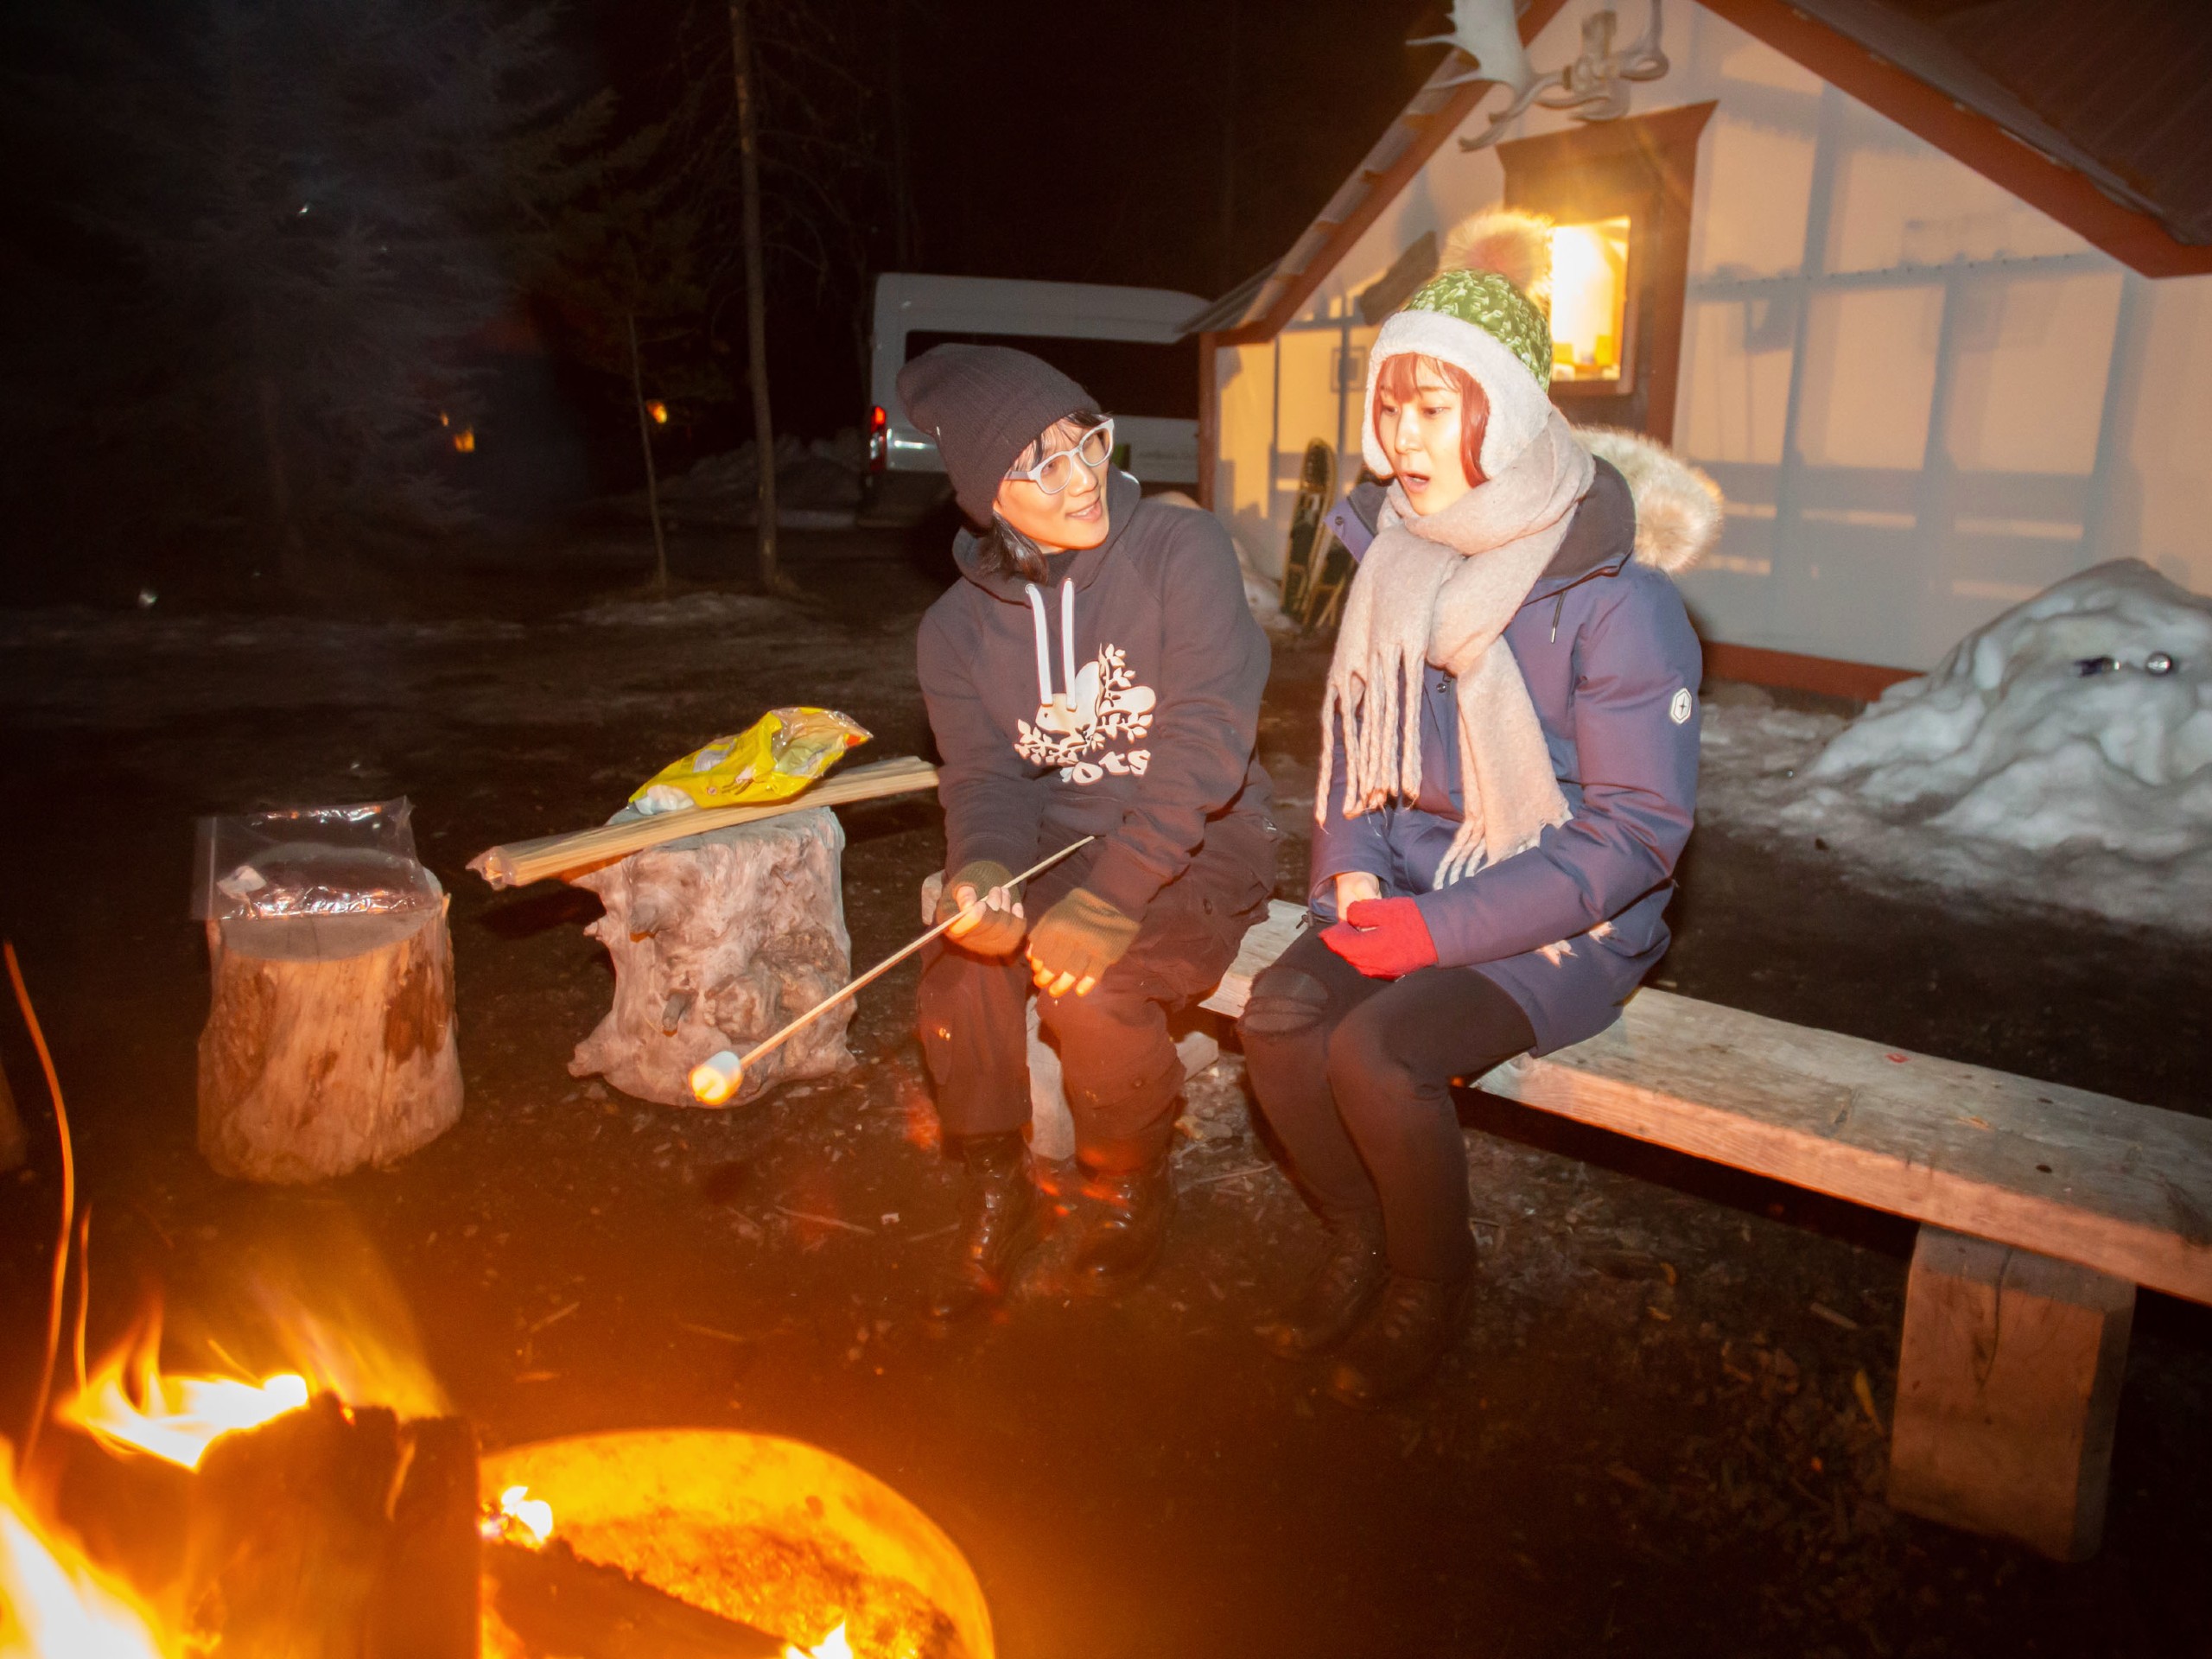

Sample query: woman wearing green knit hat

[1240,212,1719,1407]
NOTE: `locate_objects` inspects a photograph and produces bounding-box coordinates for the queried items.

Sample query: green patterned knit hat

[1361,211,1559,480]
[1400,269,1552,383]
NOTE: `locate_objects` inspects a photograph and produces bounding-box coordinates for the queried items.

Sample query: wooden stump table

[569,809,853,1107]
[198,880,462,1183]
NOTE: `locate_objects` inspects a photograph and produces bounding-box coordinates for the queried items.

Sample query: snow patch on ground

[0,607,526,652]
[1701,561,2212,935]
[570,591,805,630]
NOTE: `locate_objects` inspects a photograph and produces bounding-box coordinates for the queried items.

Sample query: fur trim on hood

[1573,426,1722,576]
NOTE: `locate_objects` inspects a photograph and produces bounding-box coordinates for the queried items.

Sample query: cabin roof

[1199,0,2211,343]
[1798,0,2212,247]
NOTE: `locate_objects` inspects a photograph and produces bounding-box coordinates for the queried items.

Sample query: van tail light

[868,404,888,473]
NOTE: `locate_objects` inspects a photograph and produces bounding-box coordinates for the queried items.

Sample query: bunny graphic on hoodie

[917,467,1276,925]
[1012,573,1160,781]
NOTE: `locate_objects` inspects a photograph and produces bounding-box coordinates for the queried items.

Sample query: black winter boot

[1254,1210,1388,1360]
[926,1133,1038,1323]
[1325,1271,1471,1408]
[1072,1154,1175,1291]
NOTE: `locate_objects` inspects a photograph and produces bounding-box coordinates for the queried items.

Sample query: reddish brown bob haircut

[1371,353,1491,488]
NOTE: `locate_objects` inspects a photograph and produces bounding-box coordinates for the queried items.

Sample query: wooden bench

[1191,900,2212,1562]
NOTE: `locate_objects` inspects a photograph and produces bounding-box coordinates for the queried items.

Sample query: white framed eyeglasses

[1005,418,1115,495]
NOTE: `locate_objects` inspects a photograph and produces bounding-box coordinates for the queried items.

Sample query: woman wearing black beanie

[899,343,1278,1319]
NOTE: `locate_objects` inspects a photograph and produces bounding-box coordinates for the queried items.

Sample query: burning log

[42,1427,195,1605]
[568,810,853,1107]
[180,1391,478,1658]
[196,888,462,1182]
[486,1536,787,1657]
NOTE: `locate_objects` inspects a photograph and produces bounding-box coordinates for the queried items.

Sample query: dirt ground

[3,519,2208,1658]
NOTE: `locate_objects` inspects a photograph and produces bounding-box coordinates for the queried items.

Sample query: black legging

[1240,926,1535,1281]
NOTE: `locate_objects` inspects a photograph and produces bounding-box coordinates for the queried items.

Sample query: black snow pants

[1239,925,1535,1282]
[918,848,1266,1173]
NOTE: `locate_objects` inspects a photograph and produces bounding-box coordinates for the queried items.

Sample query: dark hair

[975,407,1107,582]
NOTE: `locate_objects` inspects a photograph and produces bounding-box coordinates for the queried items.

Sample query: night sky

[0,0,1458,583]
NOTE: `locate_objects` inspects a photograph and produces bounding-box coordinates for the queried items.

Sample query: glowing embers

[0,1464,170,1659]
[481,1429,995,1658]
[1549,216,1631,383]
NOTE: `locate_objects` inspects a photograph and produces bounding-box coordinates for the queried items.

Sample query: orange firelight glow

[648,401,670,425]
[0,1461,172,1658]
[452,427,477,454]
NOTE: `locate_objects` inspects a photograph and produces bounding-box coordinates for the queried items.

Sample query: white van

[865,273,1205,523]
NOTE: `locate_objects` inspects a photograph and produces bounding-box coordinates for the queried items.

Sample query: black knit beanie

[896,344,1096,525]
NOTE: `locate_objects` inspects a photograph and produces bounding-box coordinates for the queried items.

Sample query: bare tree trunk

[626,311,671,596]
[886,0,913,270]
[256,374,308,590]
[728,0,787,595]
[1218,0,1240,291]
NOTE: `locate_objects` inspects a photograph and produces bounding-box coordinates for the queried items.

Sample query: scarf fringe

[1315,630,1431,824]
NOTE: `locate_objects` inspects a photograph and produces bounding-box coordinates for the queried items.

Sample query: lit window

[1549,216,1630,382]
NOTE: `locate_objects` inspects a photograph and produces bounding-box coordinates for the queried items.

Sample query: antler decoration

[1410,0,1671,155]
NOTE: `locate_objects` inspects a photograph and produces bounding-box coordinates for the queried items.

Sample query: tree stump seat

[569,809,853,1108]
[198,880,462,1183]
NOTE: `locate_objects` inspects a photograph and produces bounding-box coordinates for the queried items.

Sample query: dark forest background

[0,0,1458,601]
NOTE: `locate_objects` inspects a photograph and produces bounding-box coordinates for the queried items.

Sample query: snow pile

[1758,560,2212,932]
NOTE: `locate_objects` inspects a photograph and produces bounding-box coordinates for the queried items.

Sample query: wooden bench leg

[1888,1226,2134,1561]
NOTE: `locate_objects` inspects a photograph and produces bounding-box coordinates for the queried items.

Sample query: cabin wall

[1211,0,2212,673]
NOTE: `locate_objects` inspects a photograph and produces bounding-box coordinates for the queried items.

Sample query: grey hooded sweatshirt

[916,469,1276,922]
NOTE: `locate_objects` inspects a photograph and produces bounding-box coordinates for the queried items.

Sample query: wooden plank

[1198,900,1311,1018]
[469,757,938,889]
[1889,1227,2133,1560]
[1472,989,2212,1306]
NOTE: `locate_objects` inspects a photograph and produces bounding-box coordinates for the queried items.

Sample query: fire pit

[482,1431,992,1659]
[5,1351,991,1659]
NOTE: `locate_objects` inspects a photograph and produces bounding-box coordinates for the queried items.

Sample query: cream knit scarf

[1318,411,1595,886]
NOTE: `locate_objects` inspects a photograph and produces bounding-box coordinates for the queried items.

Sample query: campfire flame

[486,1484,554,1548]
[0,1461,171,1658]
[55,1299,444,1472]
[783,1623,852,1659]
[59,1334,308,1472]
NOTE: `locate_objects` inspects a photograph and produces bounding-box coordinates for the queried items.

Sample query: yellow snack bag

[627,708,871,815]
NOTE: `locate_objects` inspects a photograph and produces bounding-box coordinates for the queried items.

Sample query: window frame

[1497,100,1716,443]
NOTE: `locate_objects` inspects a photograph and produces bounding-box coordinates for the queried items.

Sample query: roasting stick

[690,836,1096,1103]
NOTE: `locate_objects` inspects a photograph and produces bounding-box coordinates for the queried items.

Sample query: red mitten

[1321,897,1440,979]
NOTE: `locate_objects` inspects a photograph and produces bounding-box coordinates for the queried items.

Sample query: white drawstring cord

[1024,582,1053,708]
[1024,578,1079,709]
[1059,578,1076,695]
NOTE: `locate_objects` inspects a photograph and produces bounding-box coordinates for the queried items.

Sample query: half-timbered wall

[1210,0,2212,674]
